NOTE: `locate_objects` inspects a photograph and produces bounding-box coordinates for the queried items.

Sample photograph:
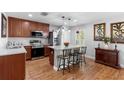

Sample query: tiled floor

[26,57,124,80]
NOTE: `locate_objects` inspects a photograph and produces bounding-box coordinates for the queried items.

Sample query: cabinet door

[0,57,4,79]
[37,23,43,31]
[44,45,49,56]
[4,54,25,80]
[8,17,22,37]
[30,22,38,31]
[107,52,117,66]
[21,20,31,37]
[24,46,32,60]
[49,49,54,65]
[43,24,49,32]
[96,50,104,62]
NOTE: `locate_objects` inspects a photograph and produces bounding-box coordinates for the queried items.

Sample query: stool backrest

[62,49,71,57]
[73,47,80,54]
[80,47,87,54]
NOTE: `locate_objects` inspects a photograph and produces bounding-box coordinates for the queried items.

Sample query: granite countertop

[0,47,27,56]
[48,44,86,50]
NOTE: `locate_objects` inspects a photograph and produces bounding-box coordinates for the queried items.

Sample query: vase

[104,44,109,49]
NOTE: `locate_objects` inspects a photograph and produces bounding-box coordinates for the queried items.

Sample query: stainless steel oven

[32,47,44,58]
[30,40,44,59]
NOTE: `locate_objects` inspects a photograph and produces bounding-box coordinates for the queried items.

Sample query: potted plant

[102,36,111,49]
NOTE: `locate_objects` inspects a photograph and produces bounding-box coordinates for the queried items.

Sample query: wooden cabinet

[44,45,49,57]
[0,53,25,80]
[8,17,49,37]
[95,48,120,68]
[48,48,54,65]
[21,20,31,37]
[30,22,38,31]
[42,24,49,32]
[8,17,22,37]
[30,22,49,32]
[24,46,32,60]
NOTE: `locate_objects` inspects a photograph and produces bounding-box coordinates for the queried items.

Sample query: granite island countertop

[48,44,86,50]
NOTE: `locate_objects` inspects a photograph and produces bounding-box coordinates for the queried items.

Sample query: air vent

[40,12,48,16]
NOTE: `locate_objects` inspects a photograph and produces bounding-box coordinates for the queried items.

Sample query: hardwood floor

[26,57,124,80]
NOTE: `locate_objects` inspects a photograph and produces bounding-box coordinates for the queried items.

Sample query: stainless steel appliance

[30,40,44,58]
[32,31,43,38]
[48,30,61,46]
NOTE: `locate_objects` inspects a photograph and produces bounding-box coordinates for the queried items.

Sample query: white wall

[70,26,84,45]
[71,16,124,67]
[0,12,8,49]
[49,25,59,32]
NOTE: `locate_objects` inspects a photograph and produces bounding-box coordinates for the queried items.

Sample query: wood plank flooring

[26,57,124,80]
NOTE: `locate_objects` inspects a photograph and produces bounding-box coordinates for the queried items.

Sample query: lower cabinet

[0,53,25,80]
[95,48,120,68]
[48,48,54,65]
[24,46,32,60]
[44,45,49,57]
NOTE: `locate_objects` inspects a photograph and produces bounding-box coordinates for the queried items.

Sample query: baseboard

[86,55,95,60]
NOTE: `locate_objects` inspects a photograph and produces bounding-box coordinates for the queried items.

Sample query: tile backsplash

[8,37,48,46]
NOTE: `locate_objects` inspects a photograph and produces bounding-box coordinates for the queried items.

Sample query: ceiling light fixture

[40,12,48,16]
[28,14,32,18]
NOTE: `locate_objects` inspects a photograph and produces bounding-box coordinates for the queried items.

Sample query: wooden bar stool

[70,47,80,67]
[57,49,72,75]
[78,47,87,65]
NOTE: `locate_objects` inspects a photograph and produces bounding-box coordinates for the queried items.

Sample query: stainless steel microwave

[31,31,43,37]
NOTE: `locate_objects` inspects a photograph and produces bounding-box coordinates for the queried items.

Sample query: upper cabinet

[8,17,22,37]
[8,17,49,37]
[21,20,31,37]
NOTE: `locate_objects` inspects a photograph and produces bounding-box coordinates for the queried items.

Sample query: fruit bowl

[64,42,69,47]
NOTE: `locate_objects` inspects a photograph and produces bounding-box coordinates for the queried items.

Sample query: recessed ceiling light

[40,12,48,16]
[28,14,32,18]
[73,19,77,22]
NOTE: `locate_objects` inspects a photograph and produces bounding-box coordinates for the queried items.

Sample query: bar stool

[78,47,87,65]
[57,49,72,75]
[70,47,80,67]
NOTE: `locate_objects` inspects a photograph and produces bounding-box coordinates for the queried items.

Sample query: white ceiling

[5,12,124,26]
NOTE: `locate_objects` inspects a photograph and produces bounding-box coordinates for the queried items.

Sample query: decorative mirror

[111,22,124,43]
[1,13,7,37]
[94,23,105,41]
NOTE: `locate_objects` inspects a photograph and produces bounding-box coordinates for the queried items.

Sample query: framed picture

[94,23,105,41]
[1,13,7,37]
[111,22,124,43]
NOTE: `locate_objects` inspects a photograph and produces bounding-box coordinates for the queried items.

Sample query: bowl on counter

[64,42,69,47]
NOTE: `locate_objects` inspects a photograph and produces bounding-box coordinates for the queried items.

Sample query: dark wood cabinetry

[0,53,25,80]
[21,20,31,37]
[8,17,22,37]
[44,45,50,57]
[24,46,32,60]
[95,48,120,68]
[48,48,54,65]
[8,17,49,37]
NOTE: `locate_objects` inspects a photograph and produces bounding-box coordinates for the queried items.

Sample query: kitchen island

[48,45,86,71]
